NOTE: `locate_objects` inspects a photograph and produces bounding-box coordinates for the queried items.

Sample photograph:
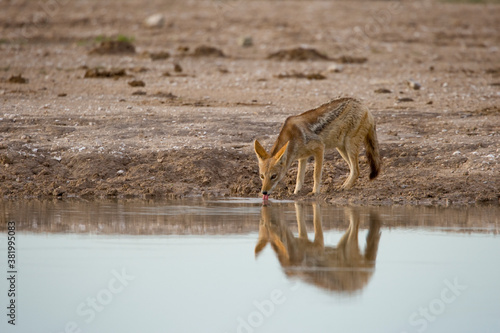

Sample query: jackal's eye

[260,174,264,180]
[270,174,277,180]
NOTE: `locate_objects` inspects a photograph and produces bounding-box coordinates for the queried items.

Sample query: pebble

[128,80,146,87]
[116,170,125,175]
[407,79,421,90]
[144,14,165,28]
[327,63,344,73]
[397,97,414,103]
[374,88,392,94]
[238,36,253,47]
[452,151,461,155]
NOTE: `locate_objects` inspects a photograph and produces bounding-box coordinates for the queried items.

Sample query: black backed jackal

[255,203,381,293]
[254,98,381,199]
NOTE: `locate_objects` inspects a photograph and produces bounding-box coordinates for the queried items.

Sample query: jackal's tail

[365,122,381,180]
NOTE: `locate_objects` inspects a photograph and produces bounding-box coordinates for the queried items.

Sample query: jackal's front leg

[294,158,307,194]
[312,147,324,194]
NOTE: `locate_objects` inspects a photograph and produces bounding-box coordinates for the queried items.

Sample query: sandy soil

[0,0,499,205]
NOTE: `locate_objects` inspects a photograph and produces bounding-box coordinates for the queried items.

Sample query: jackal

[254,97,381,199]
[255,203,381,293]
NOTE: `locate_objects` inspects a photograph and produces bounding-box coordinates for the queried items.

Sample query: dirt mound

[276,72,326,80]
[0,146,258,199]
[84,68,127,78]
[145,51,170,60]
[267,47,329,61]
[89,40,136,55]
[334,55,368,64]
[191,45,225,57]
[474,106,499,116]
[128,79,145,87]
[7,74,28,83]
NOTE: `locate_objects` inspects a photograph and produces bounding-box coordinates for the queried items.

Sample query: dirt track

[0,0,499,205]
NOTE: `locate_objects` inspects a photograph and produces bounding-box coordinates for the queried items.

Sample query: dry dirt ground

[0,0,499,205]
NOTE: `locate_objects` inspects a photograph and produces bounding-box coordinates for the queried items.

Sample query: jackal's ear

[274,141,289,164]
[254,140,269,160]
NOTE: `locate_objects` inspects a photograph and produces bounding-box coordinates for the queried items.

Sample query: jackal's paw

[340,184,354,190]
[340,180,355,190]
[307,191,320,196]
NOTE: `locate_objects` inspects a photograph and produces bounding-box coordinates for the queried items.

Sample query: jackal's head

[254,140,290,198]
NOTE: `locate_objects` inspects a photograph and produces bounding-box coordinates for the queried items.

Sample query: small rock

[174,63,183,73]
[192,45,225,57]
[132,90,146,96]
[128,79,145,87]
[452,151,461,155]
[218,66,229,74]
[144,14,165,28]
[238,36,253,47]
[148,51,170,60]
[374,88,392,94]
[116,169,125,175]
[327,63,344,73]
[335,55,367,64]
[58,93,67,97]
[151,91,177,99]
[407,79,421,90]
[89,40,135,55]
[397,97,414,102]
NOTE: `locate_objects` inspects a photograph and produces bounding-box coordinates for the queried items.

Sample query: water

[0,199,499,333]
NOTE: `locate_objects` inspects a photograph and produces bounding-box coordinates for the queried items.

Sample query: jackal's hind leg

[336,146,351,169]
[337,146,351,189]
[341,142,360,189]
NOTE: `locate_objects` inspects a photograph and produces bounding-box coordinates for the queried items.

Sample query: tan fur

[255,203,381,293]
[254,97,381,196]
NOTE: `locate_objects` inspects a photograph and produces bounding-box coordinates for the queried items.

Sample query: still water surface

[1,199,499,333]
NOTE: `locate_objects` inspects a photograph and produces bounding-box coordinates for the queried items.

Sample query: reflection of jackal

[255,203,381,293]
[254,97,381,198]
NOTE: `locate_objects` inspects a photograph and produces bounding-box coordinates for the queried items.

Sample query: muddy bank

[0,141,497,205]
